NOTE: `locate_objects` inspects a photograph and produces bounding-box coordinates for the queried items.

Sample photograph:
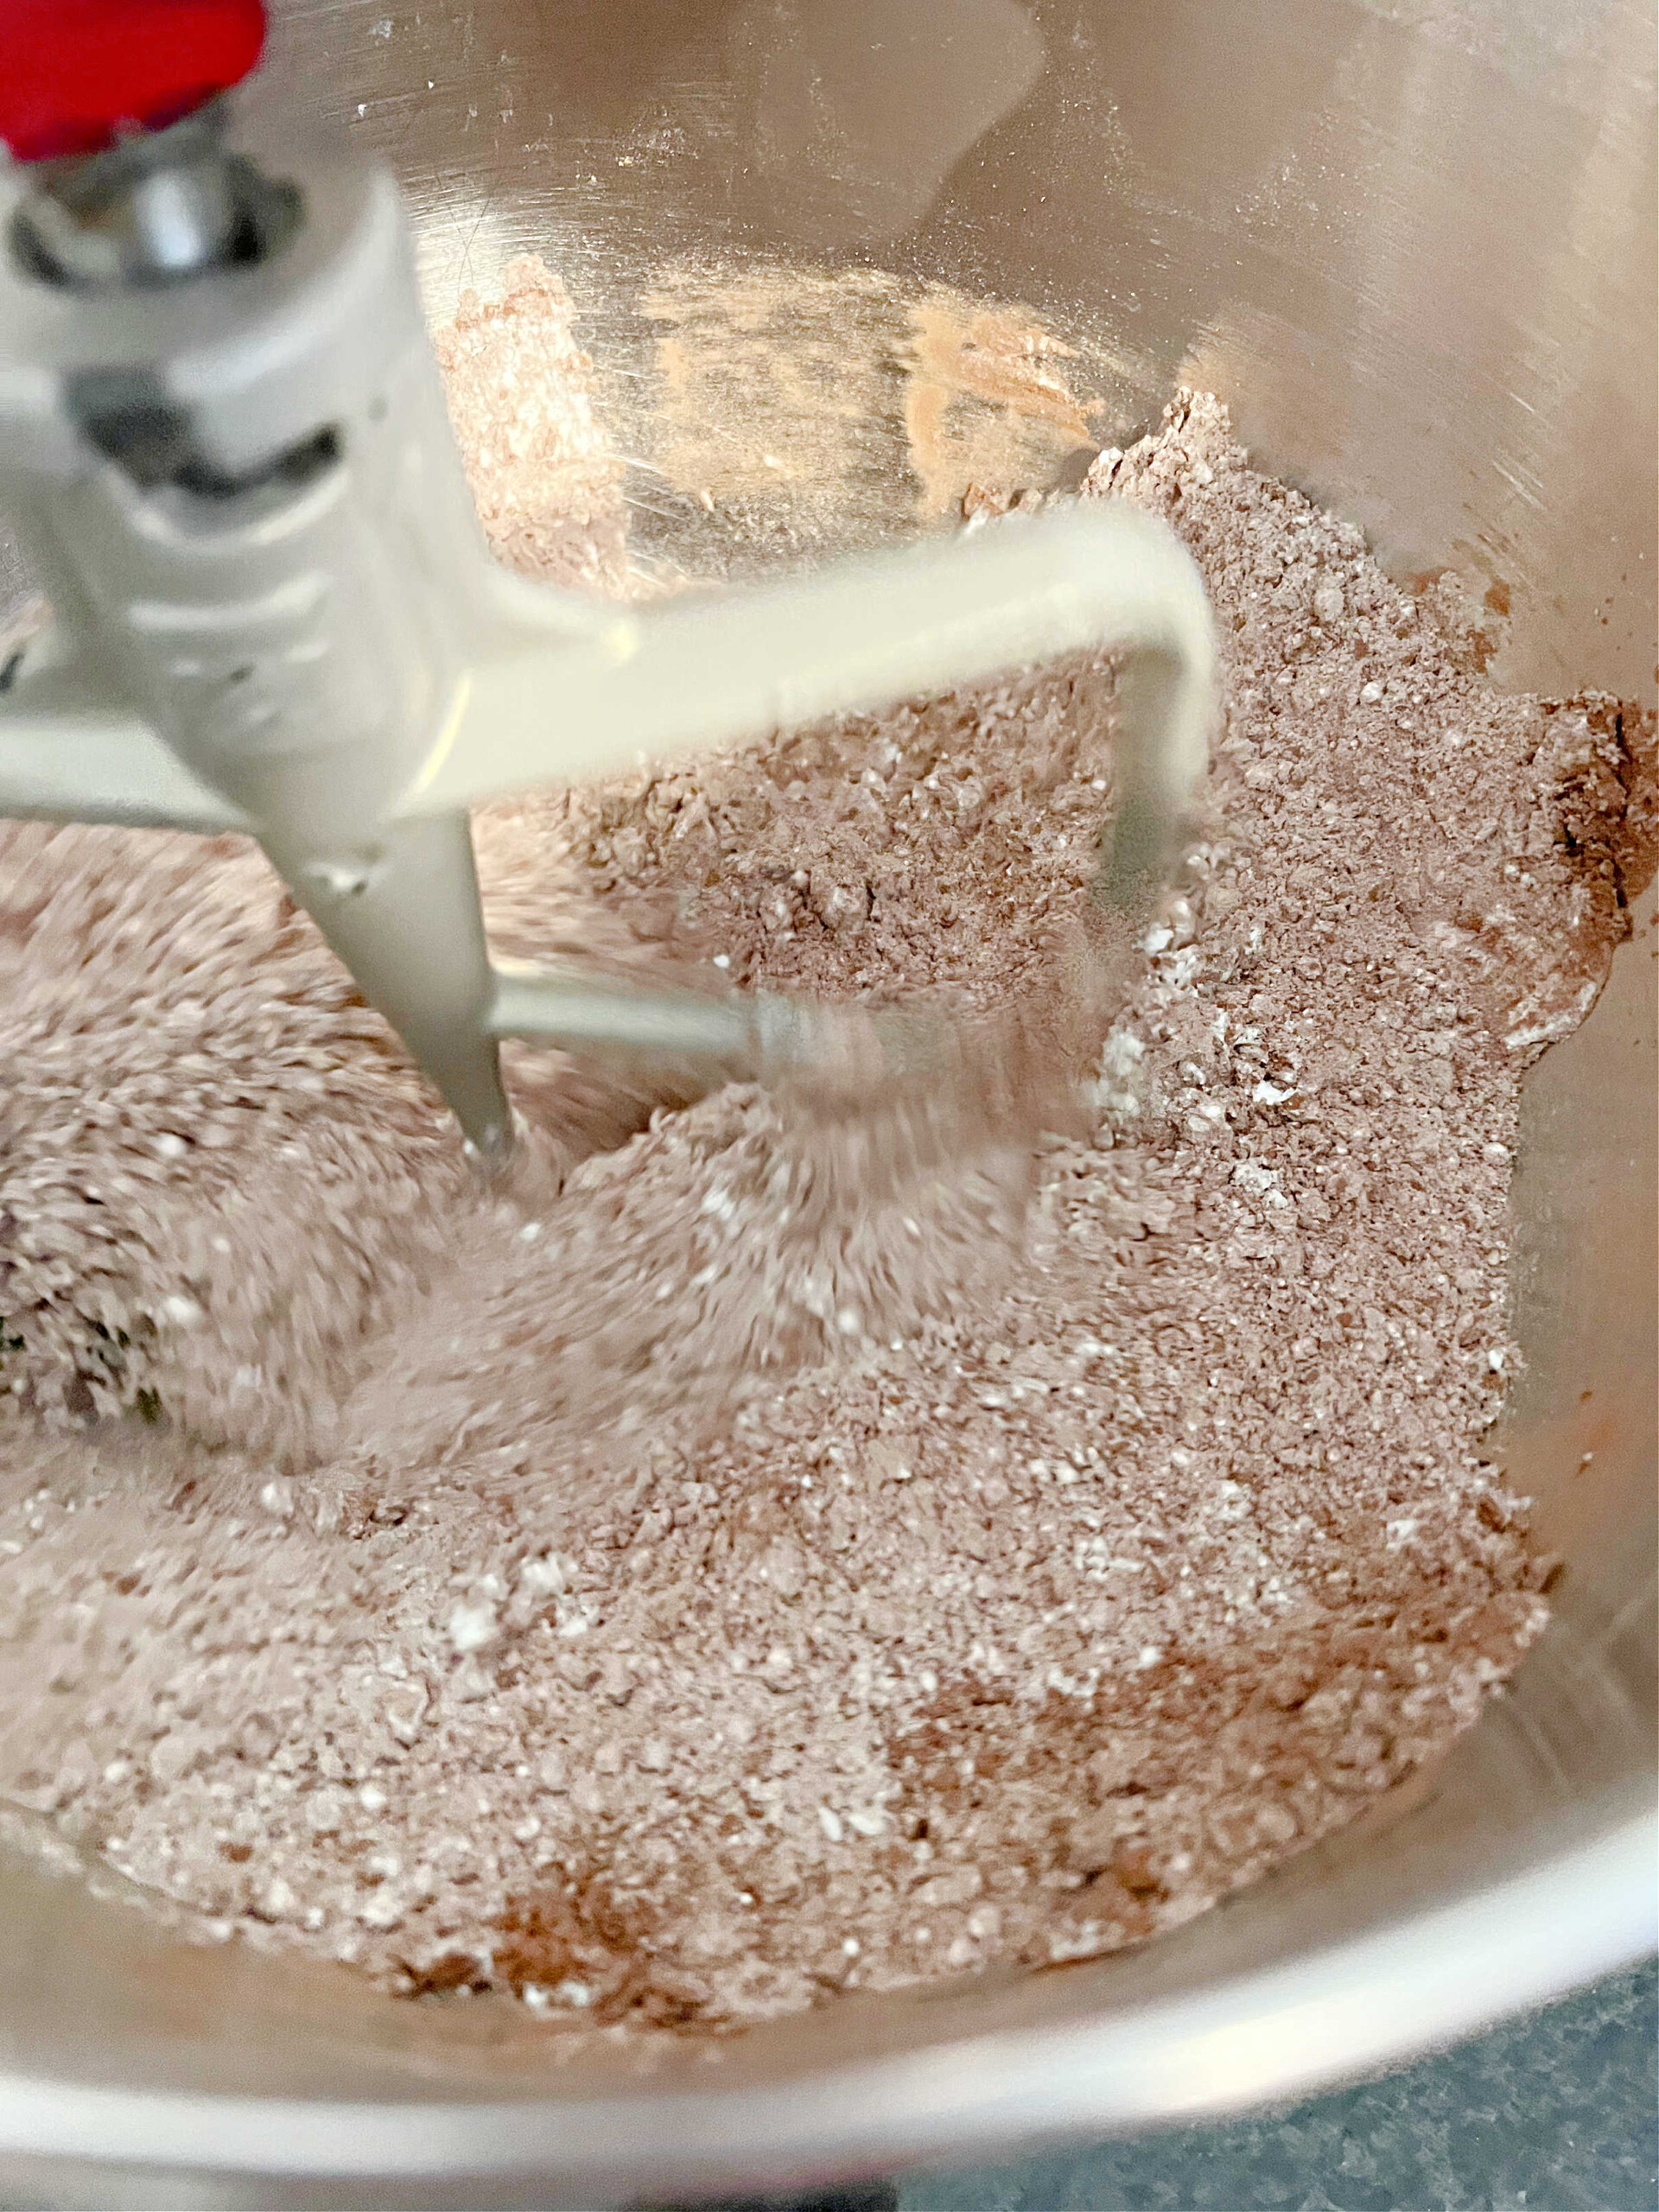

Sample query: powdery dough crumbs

[0,341,1653,2048]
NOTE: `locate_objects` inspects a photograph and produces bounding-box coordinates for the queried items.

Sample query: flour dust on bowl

[0,0,1655,2205]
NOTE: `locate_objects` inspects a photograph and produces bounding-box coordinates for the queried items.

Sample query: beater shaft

[0,105,1216,1159]
[262,809,516,1162]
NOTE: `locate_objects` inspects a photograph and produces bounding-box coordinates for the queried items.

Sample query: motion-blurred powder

[0,272,1651,2040]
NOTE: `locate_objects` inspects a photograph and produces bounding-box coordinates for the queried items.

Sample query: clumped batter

[0,266,1651,2037]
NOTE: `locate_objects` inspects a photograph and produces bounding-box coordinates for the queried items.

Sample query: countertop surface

[894,1959,1658,2212]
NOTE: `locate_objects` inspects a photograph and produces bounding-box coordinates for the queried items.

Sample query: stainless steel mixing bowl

[0,2,1654,2202]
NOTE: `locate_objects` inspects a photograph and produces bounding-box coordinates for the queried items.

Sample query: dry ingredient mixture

[0,261,1654,2041]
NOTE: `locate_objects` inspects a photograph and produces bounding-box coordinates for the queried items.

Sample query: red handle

[0,0,265,162]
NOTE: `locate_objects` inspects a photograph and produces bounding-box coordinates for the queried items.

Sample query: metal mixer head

[0,2,1215,1165]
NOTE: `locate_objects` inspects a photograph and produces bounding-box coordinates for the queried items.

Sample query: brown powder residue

[435,255,629,594]
[902,292,1095,522]
[0,338,1652,2044]
[639,265,900,519]
[635,264,1112,556]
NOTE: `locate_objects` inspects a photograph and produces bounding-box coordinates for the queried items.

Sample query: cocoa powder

[0,270,1652,2043]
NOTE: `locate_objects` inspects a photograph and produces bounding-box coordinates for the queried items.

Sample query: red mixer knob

[0,0,266,162]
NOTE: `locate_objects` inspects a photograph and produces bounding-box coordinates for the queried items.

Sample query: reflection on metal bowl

[0,1,1653,2202]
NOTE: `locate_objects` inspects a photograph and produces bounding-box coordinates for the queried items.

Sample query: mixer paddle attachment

[0,62,1216,1164]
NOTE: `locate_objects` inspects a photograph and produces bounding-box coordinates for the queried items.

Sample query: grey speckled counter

[896,1959,1657,2212]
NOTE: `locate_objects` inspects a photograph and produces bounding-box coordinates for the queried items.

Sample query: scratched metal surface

[250,0,1657,698]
